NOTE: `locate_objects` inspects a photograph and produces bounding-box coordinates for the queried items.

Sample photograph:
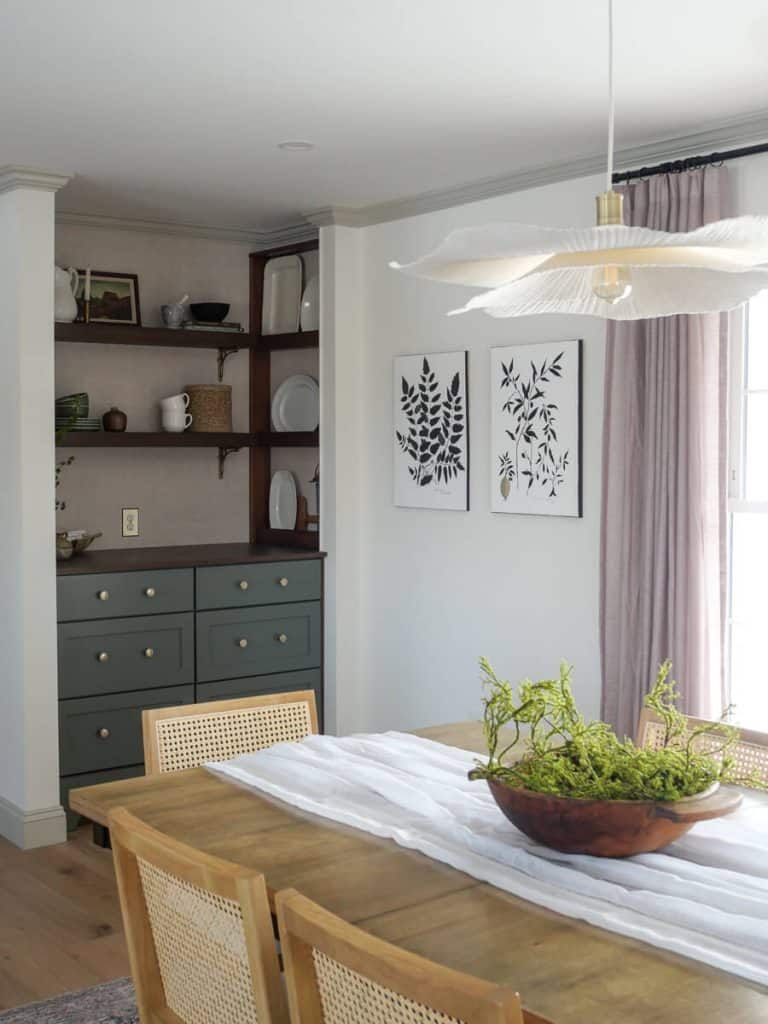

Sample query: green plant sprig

[472,658,758,801]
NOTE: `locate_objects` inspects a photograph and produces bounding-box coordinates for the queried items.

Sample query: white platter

[262,255,302,335]
[269,470,298,529]
[271,374,319,432]
[300,274,319,331]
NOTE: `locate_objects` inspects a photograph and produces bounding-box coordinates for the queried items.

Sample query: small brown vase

[102,407,127,432]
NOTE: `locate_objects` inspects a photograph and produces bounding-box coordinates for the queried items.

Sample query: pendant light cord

[606,0,614,191]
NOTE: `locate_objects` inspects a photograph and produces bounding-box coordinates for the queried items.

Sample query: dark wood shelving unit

[54,239,320,536]
[250,239,320,550]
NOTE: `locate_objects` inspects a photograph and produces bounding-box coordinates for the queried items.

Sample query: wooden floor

[0,827,128,1010]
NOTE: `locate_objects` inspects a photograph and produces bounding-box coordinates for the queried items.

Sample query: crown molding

[0,165,71,195]
[55,210,317,248]
[306,109,768,228]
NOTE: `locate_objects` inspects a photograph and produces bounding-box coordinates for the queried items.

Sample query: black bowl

[190,302,230,323]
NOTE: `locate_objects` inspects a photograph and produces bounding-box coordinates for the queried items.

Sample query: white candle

[84,268,91,302]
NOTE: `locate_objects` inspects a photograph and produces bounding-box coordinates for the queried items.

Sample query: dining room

[2,2,768,1023]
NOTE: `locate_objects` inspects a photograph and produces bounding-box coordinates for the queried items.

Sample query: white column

[318,225,365,734]
[0,166,71,848]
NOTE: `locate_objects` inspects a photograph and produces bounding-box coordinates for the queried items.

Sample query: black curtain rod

[612,139,768,184]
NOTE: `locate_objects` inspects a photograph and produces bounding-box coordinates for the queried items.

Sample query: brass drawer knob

[278,577,289,588]
[238,637,248,649]
[238,579,249,591]
[97,651,109,663]
[276,633,288,645]
[144,586,156,598]
[143,647,155,659]
[97,727,111,740]
[97,589,110,601]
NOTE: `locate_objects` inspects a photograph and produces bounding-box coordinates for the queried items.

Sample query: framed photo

[76,270,141,325]
[393,350,469,511]
[490,339,582,517]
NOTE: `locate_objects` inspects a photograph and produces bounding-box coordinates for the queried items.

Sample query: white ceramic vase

[54,266,79,323]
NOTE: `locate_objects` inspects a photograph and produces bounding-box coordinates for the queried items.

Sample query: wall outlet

[122,507,139,538]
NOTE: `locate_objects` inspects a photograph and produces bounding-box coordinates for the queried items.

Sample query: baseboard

[0,794,67,849]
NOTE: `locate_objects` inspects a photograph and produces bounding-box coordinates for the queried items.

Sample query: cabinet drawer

[196,669,322,704]
[58,569,193,622]
[59,685,194,775]
[196,560,321,610]
[196,602,321,682]
[58,612,194,699]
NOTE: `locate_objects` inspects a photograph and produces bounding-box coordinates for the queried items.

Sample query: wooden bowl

[485,777,743,857]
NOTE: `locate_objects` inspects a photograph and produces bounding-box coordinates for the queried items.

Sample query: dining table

[69,721,768,1024]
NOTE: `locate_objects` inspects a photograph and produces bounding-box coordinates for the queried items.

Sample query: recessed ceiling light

[277,140,316,152]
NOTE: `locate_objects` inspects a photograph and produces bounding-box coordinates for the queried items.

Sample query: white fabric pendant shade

[390,217,768,320]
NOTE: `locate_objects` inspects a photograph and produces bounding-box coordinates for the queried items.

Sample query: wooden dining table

[69,721,768,1024]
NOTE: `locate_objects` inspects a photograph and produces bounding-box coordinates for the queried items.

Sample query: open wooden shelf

[56,431,319,449]
[55,322,319,351]
[257,430,319,447]
[55,431,253,448]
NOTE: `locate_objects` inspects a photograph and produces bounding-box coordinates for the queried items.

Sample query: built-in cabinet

[57,545,324,828]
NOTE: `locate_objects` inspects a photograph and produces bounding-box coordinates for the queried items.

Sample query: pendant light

[390,1,768,320]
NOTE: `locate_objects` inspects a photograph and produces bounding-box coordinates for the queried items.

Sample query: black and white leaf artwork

[491,341,581,518]
[497,351,569,498]
[394,351,469,511]
[396,358,465,487]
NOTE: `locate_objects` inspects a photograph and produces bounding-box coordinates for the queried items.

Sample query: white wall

[328,173,608,734]
[54,224,318,547]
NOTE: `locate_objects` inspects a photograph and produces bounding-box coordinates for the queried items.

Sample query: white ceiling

[2,0,767,232]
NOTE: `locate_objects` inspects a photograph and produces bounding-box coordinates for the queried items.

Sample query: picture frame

[393,350,469,511]
[76,270,141,325]
[490,339,582,518]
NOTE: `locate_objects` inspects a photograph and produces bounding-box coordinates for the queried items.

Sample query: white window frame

[726,302,768,718]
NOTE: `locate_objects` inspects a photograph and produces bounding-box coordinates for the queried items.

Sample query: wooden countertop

[57,542,326,575]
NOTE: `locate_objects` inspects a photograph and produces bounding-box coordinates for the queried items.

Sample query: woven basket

[186,384,232,432]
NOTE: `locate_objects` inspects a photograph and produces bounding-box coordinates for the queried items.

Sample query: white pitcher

[54,266,79,322]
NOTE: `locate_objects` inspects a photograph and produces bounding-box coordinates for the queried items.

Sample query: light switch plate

[122,507,139,537]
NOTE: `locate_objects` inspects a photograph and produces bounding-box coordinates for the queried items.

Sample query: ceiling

[2,0,767,232]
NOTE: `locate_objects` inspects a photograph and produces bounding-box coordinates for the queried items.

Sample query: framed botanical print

[393,350,469,511]
[490,339,582,517]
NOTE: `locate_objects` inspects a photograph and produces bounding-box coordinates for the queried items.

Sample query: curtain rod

[612,139,768,184]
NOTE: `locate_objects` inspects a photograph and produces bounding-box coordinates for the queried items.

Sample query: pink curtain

[600,166,729,738]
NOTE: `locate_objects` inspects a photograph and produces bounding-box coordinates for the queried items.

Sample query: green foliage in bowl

[472,659,754,801]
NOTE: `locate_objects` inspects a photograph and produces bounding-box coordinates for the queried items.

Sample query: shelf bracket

[216,346,240,382]
[217,446,242,479]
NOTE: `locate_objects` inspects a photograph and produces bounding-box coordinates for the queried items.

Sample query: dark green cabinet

[196,602,322,682]
[58,613,194,698]
[196,560,321,610]
[58,555,323,829]
[57,568,193,622]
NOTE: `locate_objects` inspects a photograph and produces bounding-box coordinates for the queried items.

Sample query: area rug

[0,978,136,1024]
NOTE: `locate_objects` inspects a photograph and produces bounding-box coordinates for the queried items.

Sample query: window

[728,293,768,730]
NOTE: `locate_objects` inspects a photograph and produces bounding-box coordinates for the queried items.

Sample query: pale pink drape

[600,166,729,738]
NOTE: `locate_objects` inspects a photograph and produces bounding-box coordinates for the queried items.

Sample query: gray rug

[0,979,137,1024]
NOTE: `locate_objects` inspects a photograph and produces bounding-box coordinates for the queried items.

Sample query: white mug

[160,392,189,410]
[162,410,193,433]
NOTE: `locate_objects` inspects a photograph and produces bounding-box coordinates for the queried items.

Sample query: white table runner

[208,731,768,986]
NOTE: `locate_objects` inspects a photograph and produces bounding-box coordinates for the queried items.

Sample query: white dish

[271,374,319,432]
[269,470,298,529]
[262,255,302,335]
[300,274,319,332]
